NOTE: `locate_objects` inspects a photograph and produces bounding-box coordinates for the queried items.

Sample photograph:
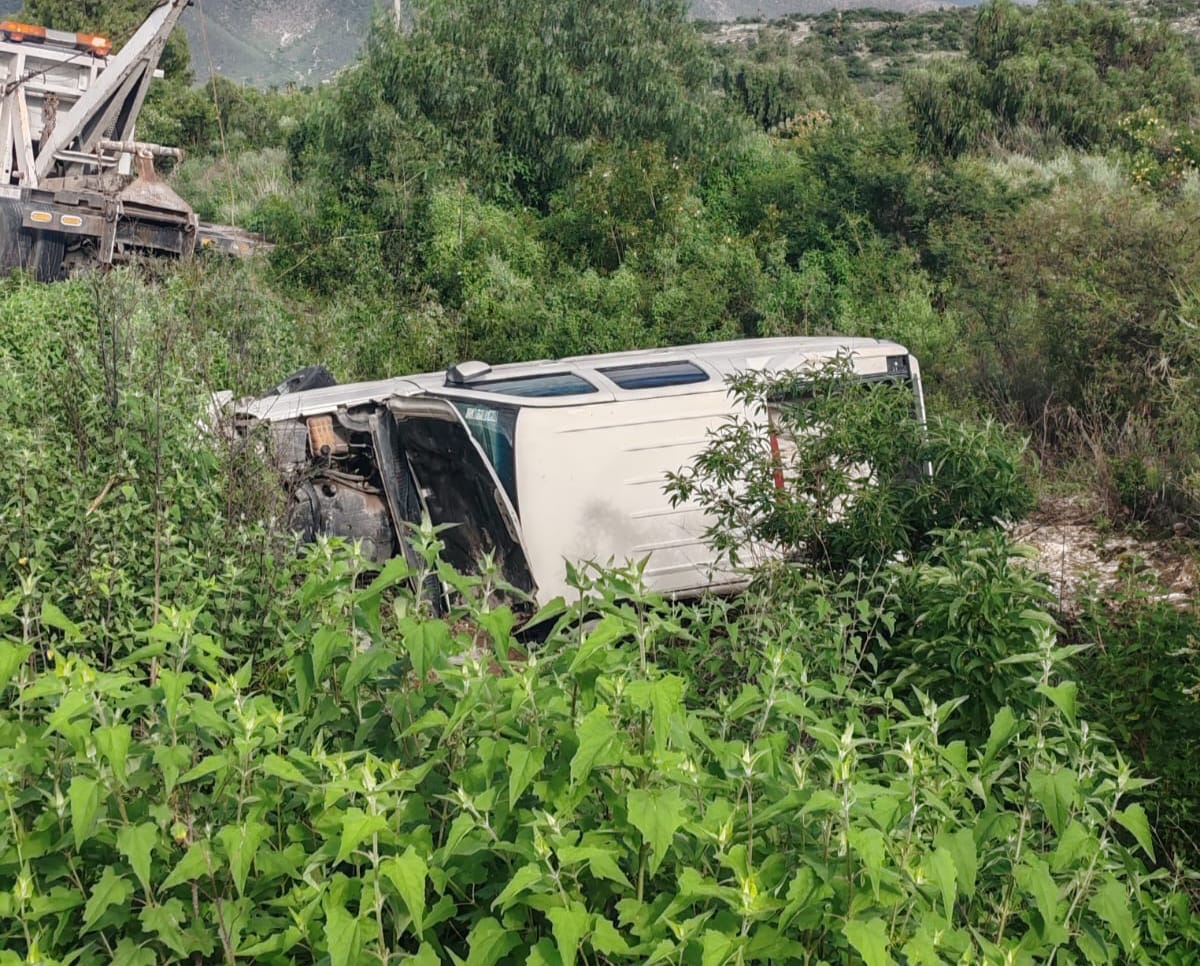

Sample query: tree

[294,0,735,207]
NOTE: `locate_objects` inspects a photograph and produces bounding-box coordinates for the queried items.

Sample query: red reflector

[769,432,785,490]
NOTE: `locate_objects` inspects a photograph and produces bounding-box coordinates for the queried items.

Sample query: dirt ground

[1010,497,1197,613]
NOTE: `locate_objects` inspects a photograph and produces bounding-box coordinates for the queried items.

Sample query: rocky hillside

[180,0,377,86]
[179,0,998,85]
[692,0,984,20]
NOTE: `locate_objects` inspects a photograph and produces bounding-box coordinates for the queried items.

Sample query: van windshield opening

[453,401,519,509]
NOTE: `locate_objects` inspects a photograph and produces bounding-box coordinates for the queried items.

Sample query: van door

[385,396,536,599]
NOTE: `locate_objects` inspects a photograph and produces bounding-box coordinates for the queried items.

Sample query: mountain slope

[181,0,377,86]
[180,0,998,85]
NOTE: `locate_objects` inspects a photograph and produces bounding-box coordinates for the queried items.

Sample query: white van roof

[240,335,909,421]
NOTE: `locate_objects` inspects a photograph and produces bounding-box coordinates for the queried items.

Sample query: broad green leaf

[41,601,81,640]
[47,689,91,744]
[69,776,101,851]
[627,787,685,875]
[936,828,977,899]
[466,916,521,966]
[627,675,685,755]
[361,555,416,599]
[139,898,189,957]
[1016,857,1066,943]
[179,753,230,786]
[410,945,441,966]
[1029,768,1076,835]
[343,646,393,695]
[157,668,192,730]
[568,614,627,673]
[1051,821,1095,873]
[401,618,451,682]
[849,827,888,900]
[1114,804,1155,862]
[843,917,895,966]
[556,845,631,888]
[571,704,617,786]
[28,886,82,920]
[111,937,156,966]
[312,625,350,682]
[592,917,631,955]
[901,927,942,966]
[983,705,1018,763]
[492,862,545,912]
[381,847,427,937]
[95,724,132,786]
[0,642,31,691]
[82,867,133,931]
[928,847,957,920]
[324,894,361,966]
[524,939,561,966]
[217,821,270,896]
[116,823,158,894]
[1089,877,1135,954]
[336,807,388,864]
[262,753,308,785]
[155,743,194,795]
[547,904,591,966]
[1036,681,1078,725]
[701,929,735,966]
[161,841,215,891]
[1076,925,1109,966]
[508,742,545,808]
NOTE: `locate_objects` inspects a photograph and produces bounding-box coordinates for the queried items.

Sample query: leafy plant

[1,534,1194,963]
[667,357,1033,574]
[1072,567,1200,864]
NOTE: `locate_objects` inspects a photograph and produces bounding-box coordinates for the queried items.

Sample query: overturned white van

[234,337,924,611]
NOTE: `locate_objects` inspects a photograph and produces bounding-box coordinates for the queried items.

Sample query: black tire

[261,364,337,397]
[27,229,65,282]
[0,200,66,281]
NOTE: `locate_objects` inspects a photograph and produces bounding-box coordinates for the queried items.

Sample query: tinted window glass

[453,402,519,509]
[599,360,709,390]
[467,373,596,398]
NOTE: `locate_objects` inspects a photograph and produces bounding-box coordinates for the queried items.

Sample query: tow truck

[0,0,262,280]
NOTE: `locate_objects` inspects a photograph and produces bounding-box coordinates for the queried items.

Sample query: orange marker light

[0,21,48,43]
[77,33,110,56]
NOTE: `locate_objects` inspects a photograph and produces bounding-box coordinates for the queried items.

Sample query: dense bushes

[3,527,1197,963]
[906,0,1200,158]
[1072,571,1200,863]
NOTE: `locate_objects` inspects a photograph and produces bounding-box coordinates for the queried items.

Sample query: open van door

[386,396,536,600]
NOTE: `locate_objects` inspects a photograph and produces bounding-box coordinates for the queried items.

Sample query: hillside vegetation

[1,0,1200,963]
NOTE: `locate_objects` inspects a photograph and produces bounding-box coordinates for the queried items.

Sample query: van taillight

[769,431,785,490]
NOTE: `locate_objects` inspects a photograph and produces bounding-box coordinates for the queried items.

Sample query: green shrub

[880,527,1056,742]
[667,359,1034,574]
[1,537,1194,963]
[1072,570,1200,864]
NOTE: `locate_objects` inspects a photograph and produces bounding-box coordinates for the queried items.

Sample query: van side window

[598,360,709,390]
[466,373,596,397]
[453,402,520,509]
